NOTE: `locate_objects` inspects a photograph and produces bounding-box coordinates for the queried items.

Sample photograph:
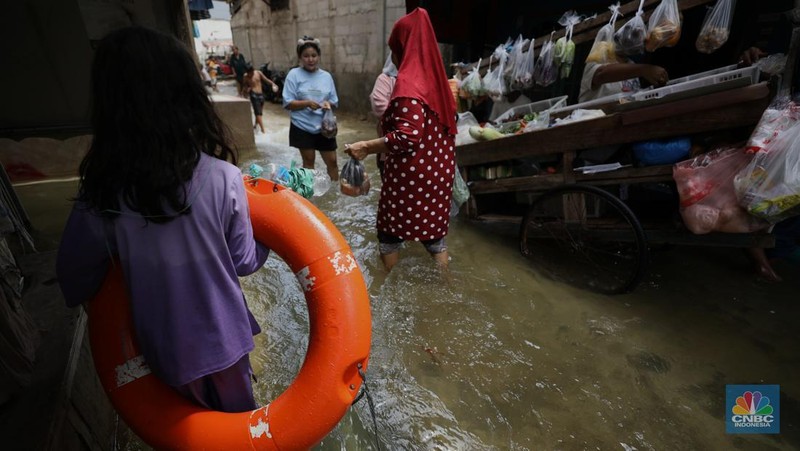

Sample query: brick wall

[230,0,405,115]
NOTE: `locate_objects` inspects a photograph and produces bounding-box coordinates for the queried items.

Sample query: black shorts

[289,122,337,151]
[249,93,264,116]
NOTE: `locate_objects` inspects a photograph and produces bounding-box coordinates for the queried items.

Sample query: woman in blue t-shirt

[282,37,340,181]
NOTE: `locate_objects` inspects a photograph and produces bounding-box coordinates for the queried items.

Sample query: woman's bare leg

[320,151,339,181]
[299,149,316,170]
[381,252,400,272]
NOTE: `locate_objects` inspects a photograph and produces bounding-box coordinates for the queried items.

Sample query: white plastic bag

[533,33,558,87]
[696,0,734,53]
[512,42,536,90]
[745,96,800,154]
[735,121,800,222]
[586,3,622,64]
[459,58,484,99]
[646,0,682,51]
[504,35,528,85]
[483,45,508,101]
[615,0,646,56]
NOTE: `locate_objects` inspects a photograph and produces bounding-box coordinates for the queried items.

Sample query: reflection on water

[13,95,799,449]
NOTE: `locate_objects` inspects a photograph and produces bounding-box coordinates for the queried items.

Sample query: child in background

[56,26,269,413]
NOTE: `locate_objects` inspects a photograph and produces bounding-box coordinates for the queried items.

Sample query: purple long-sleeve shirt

[57,154,269,386]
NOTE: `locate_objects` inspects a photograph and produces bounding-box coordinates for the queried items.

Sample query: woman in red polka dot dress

[346,7,457,271]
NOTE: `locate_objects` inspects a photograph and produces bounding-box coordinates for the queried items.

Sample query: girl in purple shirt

[56,27,269,413]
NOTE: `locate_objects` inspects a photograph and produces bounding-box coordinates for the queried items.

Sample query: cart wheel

[519,184,649,294]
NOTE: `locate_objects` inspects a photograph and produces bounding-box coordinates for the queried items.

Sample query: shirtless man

[243,63,279,134]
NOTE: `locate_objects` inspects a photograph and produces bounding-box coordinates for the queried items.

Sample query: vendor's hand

[641,65,669,88]
[345,142,370,161]
[321,101,332,110]
[306,100,321,110]
[740,47,767,66]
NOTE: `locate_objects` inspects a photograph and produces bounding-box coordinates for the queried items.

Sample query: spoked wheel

[519,184,649,294]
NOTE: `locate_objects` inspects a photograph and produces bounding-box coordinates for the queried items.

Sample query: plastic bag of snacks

[734,121,800,222]
[339,157,370,197]
[695,0,734,54]
[533,33,558,87]
[646,0,681,52]
[674,147,769,234]
[615,0,646,56]
[554,11,580,79]
[321,108,338,138]
[586,3,622,64]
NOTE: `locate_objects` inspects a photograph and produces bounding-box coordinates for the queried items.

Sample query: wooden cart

[456,81,778,294]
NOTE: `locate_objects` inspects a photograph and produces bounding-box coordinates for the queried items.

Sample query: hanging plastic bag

[734,121,800,222]
[673,147,769,234]
[459,58,484,99]
[554,11,580,79]
[512,42,536,90]
[696,0,734,54]
[504,35,527,85]
[321,108,338,138]
[744,96,800,154]
[615,0,646,56]
[586,3,622,64]
[339,157,370,197]
[533,33,558,87]
[646,0,682,52]
[483,46,508,101]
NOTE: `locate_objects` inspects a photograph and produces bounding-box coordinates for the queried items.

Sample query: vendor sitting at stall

[579,55,669,103]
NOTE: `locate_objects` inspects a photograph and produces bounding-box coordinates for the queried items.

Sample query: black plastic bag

[339,157,370,197]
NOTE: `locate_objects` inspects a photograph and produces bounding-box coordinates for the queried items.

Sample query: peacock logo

[727,385,779,434]
[732,391,773,416]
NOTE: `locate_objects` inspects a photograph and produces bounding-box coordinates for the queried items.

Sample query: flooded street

[14,84,800,450]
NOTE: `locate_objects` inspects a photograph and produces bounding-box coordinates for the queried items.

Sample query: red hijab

[388,8,457,135]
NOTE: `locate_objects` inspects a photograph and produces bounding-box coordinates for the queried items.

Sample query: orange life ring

[88,179,372,450]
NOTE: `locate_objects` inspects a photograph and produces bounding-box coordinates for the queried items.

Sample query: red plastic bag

[673,147,769,234]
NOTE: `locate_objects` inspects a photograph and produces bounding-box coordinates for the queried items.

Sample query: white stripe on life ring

[116,355,151,387]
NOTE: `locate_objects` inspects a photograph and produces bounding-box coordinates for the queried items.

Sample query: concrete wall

[230,0,406,115]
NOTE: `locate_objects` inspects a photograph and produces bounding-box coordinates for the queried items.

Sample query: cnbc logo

[726,385,780,434]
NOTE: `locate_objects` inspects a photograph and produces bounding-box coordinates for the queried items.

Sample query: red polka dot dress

[378,97,456,241]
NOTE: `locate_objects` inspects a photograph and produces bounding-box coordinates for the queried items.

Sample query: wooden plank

[456,83,771,167]
[619,82,771,126]
[469,174,566,194]
[457,114,620,166]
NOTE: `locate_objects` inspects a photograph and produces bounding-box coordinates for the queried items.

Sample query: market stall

[452,0,799,293]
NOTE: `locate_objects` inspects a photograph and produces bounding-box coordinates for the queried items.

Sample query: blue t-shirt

[282,67,339,134]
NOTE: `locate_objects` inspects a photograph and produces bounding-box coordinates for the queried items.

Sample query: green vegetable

[469,126,505,141]
[524,113,539,122]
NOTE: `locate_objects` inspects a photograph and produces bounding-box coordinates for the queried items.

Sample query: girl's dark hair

[296,36,321,57]
[79,26,236,223]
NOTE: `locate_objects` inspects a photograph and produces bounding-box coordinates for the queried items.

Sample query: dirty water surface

[14,89,799,450]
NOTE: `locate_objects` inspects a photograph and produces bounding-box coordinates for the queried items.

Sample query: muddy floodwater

[15,87,799,450]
